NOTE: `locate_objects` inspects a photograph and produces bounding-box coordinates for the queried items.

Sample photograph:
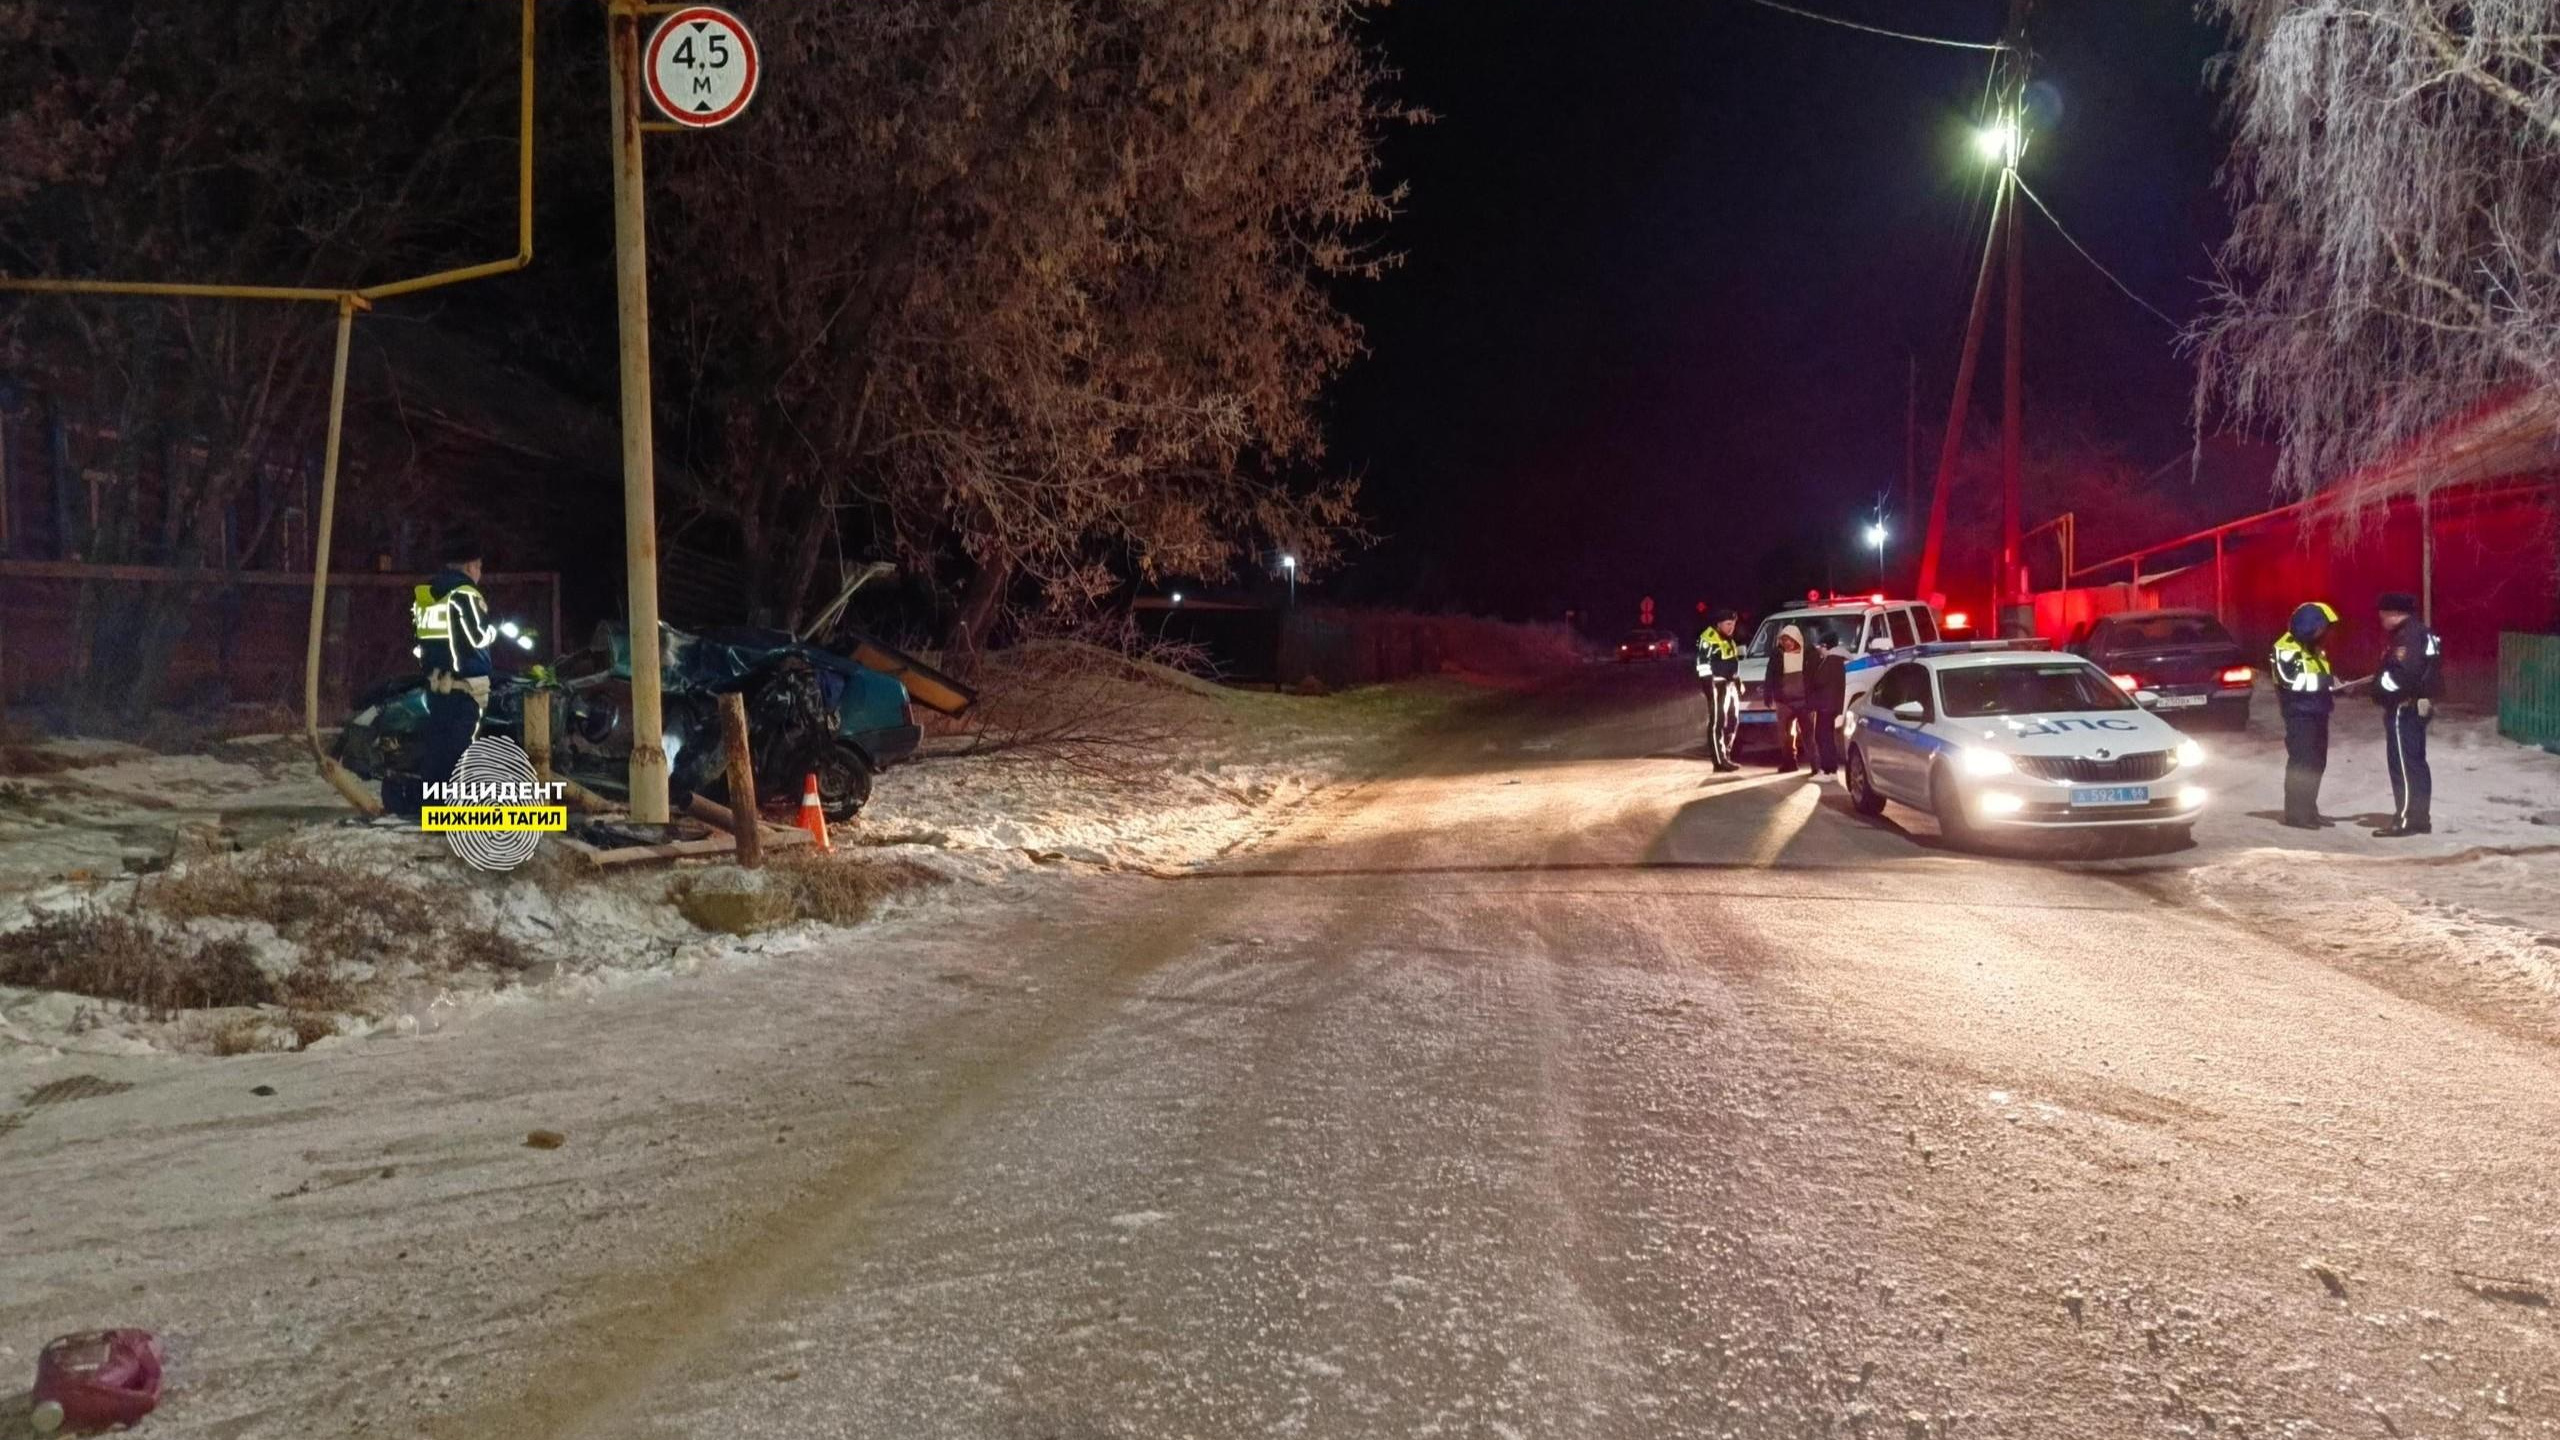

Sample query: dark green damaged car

[335,623,968,822]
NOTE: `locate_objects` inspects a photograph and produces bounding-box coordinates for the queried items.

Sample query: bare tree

[653,0,1412,639]
[2193,1,2560,502]
[0,0,516,719]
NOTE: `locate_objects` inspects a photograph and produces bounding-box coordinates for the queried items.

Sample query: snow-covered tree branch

[2193,0,2560,499]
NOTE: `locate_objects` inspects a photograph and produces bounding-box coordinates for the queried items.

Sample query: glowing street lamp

[1974,117,2021,169]
[1865,520,1889,585]
[1170,591,1185,606]
[1280,553,1297,605]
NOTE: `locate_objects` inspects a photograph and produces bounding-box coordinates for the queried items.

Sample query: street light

[1170,591,1185,606]
[1280,553,1297,606]
[1865,520,1889,586]
[1974,117,2020,168]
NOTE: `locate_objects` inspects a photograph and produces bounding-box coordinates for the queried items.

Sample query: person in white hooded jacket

[1766,622,1809,773]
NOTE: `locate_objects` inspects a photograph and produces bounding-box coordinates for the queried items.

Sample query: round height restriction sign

[646,6,759,128]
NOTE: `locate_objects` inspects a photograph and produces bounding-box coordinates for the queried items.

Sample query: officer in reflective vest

[412,539,499,805]
[2367,590,2442,838]
[2268,600,2339,830]
[1696,608,1743,773]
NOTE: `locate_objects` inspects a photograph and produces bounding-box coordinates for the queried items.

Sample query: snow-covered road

[5,667,2557,1437]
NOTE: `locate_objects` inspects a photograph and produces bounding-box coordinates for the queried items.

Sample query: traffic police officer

[412,539,499,804]
[2369,590,2442,837]
[2268,600,2340,829]
[1696,608,1742,773]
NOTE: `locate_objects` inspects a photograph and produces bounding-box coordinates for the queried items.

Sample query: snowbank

[2163,703,2560,1036]
[2183,704,2560,857]
[0,676,1468,1057]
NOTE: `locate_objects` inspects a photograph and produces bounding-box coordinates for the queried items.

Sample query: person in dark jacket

[2369,591,2442,837]
[1766,623,1809,773]
[411,539,500,806]
[2268,600,2340,829]
[1805,637,1850,776]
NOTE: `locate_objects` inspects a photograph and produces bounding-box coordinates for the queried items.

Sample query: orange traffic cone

[796,773,832,852]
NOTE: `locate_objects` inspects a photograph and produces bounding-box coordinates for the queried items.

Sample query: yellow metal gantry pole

[303,295,381,811]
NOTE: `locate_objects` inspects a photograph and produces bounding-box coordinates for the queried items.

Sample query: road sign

[646,6,760,128]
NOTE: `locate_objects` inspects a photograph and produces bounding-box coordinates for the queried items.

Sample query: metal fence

[2499,631,2560,753]
[0,560,560,716]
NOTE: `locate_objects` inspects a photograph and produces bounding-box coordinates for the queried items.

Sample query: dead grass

[668,852,943,936]
[773,850,941,925]
[448,925,535,974]
[945,633,1227,778]
[205,1015,270,1056]
[107,843,542,1018]
[149,848,438,961]
[0,909,275,1012]
[0,742,125,777]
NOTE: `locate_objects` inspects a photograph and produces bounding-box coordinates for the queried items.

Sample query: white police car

[1843,648,2210,846]
[1718,595,1948,750]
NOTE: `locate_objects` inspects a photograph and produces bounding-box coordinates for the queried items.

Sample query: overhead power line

[1741,0,2008,52]
[2012,175,2182,332]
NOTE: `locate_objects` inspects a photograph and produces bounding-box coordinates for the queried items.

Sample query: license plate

[2072,785,2150,807]
[1740,711,1775,724]
[2150,694,2207,709]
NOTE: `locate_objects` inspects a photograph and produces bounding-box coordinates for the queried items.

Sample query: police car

[1715,595,1950,748]
[1843,647,2210,846]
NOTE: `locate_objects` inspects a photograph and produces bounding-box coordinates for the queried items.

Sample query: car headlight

[2174,739,2206,769]
[1958,748,2014,778]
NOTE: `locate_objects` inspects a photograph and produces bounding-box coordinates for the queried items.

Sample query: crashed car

[335,623,966,821]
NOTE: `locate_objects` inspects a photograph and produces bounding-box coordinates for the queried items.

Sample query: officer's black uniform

[414,564,498,802]
[2268,601,2339,829]
[1696,610,1742,772]
[2371,593,2442,837]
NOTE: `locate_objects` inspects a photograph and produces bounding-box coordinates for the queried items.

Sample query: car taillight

[2111,673,2140,692]
[2219,666,2253,687]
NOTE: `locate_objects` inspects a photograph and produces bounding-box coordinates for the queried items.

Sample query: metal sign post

[605,0,758,827]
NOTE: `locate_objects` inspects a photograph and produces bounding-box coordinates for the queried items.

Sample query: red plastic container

[33,1330,164,1430]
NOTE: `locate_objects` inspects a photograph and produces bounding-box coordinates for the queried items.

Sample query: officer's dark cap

[2377,591,2418,615]
[1709,607,1737,624]
[440,534,485,567]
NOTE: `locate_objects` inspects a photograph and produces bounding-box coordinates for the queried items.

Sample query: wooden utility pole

[607,0,671,825]
[1996,0,2033,631]
[1915,177,2010,604]
[1903,351,1918,542]
[1999,146,2025,619]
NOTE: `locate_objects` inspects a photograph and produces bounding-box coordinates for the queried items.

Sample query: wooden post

[522,687,553,781]
[609,0,670,825]
[719,691,761,870]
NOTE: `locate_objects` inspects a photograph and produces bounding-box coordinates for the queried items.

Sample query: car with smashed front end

[335,623,959,822]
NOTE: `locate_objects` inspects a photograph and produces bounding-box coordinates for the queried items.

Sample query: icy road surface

[4,667,2556,1437]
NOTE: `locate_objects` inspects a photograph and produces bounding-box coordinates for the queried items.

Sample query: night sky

[1327,0,2230,624]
